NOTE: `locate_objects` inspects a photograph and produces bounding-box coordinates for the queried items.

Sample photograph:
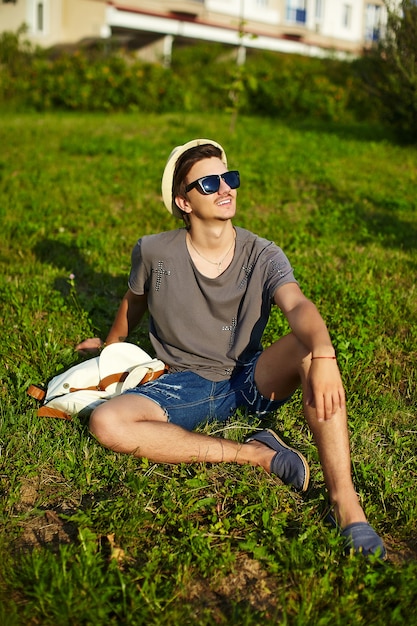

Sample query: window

[256,0,269,6]
[315,0,323,21]
[37,2,44,32]
[28,0,48,35]
[365,4,382,42]
[286,0,307,24]
[342,3,352,29]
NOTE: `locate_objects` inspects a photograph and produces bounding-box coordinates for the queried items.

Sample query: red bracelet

[311,356,337,360]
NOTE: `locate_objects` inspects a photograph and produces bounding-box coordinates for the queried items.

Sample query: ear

[175,195,192,214]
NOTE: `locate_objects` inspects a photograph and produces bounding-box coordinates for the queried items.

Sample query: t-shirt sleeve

[128,239,148,295]
[262,244,298,302]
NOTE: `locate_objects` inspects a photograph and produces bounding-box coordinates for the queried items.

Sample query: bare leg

[89,395,276,469]
[255,333,366,528]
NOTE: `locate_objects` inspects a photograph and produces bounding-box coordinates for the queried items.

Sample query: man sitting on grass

[77,138,385,559]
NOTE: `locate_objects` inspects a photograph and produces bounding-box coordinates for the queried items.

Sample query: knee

[89,402,118,448]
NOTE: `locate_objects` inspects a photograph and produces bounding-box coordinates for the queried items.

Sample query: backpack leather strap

[27,385,46,402]
[38,406,72,420]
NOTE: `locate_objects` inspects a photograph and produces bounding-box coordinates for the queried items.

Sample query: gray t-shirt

[128,226,297,381]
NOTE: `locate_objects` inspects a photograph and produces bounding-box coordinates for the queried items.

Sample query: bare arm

[274,283,345,421]
[75,290,148,354]
[274,283,335,357]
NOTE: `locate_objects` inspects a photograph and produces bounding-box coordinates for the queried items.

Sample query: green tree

[363,1,417,142]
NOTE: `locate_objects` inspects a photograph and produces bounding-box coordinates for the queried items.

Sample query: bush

[0,25,382,125]
[241,52,355,122]
[23,52,181,112]
[0,27,182,112]
[0,24,45,106]
[172,46,375,124]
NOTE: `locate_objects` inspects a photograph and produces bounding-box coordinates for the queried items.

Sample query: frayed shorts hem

[123,352,290,431]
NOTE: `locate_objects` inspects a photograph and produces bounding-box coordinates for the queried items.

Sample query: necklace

[187,231,236,273]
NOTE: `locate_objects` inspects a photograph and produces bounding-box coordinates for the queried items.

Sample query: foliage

[0,24,43,103]
[0,112,416,623]
[241,51,363,123]
[0,25,384,125]
[356,0,417,142]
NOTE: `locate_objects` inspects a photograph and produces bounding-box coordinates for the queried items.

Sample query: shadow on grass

[358,202,417,254]
[306,187,417,256]
[32,238,128,337]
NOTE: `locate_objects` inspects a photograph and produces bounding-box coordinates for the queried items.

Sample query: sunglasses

[185,170,240,195]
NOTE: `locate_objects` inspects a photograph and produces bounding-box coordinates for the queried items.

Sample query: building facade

[0,0,389,60]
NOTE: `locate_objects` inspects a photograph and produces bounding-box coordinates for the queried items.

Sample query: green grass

[0,112,416,625]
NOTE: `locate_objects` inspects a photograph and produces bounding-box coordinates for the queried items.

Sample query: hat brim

[161,138,227,218]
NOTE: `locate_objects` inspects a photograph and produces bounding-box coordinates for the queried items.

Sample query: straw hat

[161,138,227,218]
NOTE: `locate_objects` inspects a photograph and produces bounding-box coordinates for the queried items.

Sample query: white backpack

[27,343,166,420]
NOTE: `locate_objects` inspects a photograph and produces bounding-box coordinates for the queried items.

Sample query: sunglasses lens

[223,171,240,189]
[200,175,220,194]
[200,171,240,193]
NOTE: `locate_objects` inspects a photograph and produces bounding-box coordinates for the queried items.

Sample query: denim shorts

[123,352,289,431]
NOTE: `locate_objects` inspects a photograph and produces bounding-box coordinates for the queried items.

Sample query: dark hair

[172,144,223,210]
